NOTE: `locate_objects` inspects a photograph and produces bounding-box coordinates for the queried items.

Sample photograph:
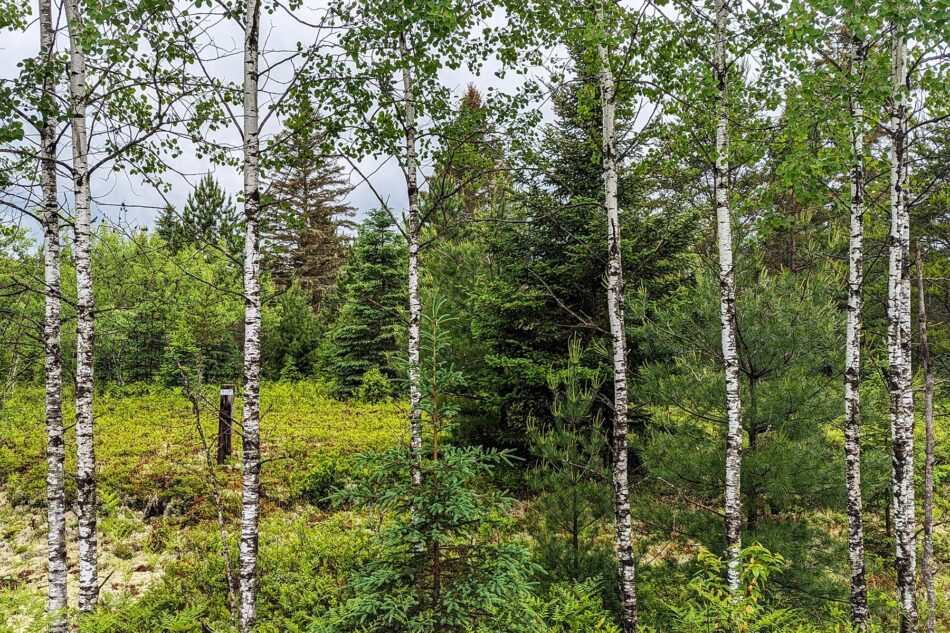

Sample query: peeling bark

[64,0,98,611]
[843,20,868,630]
[238,0,263,629]
[887,22,917,633]
[39,0,67,627]
[400,32,423,486]
[597,3,636,628]
[714,0,742,594]
[916,245,935,633]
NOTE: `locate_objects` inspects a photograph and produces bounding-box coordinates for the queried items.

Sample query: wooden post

[217,384,235,465]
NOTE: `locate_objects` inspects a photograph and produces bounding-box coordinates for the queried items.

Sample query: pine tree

[263,102,355,305]
[320,209,407,397]
[159,175,243,258]
[155,204,182,248]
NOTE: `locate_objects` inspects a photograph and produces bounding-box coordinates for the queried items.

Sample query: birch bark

[39,0,67,626]
[64,0,98,610]
[843,19,868,629]
[887,21,917,633]
[714,0,742,593]
[916,244,935,633]
[400,32,423,485]
[596,4,636,629]
[238,0,263,629]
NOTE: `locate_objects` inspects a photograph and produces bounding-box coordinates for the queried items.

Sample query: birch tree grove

[597,1,637,629]
[5,0,950,630]
[843,7,868,628]
[239,0,264,627]
[38,0,66,627]
[64,0,99,610]
[713,0,743,593]
[886,15,917,632]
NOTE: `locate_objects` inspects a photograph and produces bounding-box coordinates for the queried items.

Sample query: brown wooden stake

[217,384,235,464]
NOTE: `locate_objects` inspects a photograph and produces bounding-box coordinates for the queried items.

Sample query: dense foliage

[1,0,949,630]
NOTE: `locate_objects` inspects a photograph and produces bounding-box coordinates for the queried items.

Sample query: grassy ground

[0,382,404,632]
[0,382,947,632]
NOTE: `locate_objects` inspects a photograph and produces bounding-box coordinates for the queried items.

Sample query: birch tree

[596,0,637,627]
[713,0,743,593]
[400,30,424,484]
[38,0,67,626]
[63,0,99,609]
[886,13,917,631]
[238,0,264,627]
[58,0,210,609]
[175,4,333,624]
[843,5,869,626]
[916,244,935,633]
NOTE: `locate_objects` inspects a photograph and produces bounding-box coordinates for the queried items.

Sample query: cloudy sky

[0,1,551,240]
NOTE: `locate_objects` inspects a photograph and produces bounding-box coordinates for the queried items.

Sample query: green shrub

[523,581,621,632]
[355,367,391,403]
[81,513,374,633]
[664,543,832,632]
[292,450,353,507]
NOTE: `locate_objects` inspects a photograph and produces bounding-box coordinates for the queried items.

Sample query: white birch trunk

[887,23,917,633]
[597,5,637,629]
[64,0,98,610]
[916,245,935,633]
[238,0,263,629]
[400,32,423,485]
[843,21,869,630]
[39,0,67,626]
[714,0,742,593]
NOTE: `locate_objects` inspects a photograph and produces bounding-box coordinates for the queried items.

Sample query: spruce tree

[320,209,407,397]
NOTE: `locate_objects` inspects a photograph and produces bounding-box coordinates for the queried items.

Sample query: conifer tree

[263,102,355,304]
[320,209,407,397]
[159,175,243,258]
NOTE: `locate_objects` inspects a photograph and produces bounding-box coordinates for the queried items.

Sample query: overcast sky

[0,1,556,242]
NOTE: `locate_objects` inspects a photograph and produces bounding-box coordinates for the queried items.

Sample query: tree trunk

[887,22,917,633]
[238,0,263,630]
[916,244,935,633]
[714,0,742,594]
[39,0,67,627]
[64,0,98,611]
[400,32,423,486]
[597,4,637,629]
[843,20,869,630]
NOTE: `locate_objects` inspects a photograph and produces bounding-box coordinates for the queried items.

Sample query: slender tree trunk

[39,0,67,627]
[238,0,263,629]
[916,244,935,633]
[187,387,240,628]
[400,32,423,486]
[887,21,917,633]
[843,20,869,630]
[64,0,98,610]
[597,5,637,629]
[714,0,742,593]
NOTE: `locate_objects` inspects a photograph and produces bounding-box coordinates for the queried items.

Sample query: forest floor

[0,382,947,632]
[0,382,405,631]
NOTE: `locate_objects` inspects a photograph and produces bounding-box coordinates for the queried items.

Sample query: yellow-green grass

[0,382,405,629]
[0,381,406,513]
